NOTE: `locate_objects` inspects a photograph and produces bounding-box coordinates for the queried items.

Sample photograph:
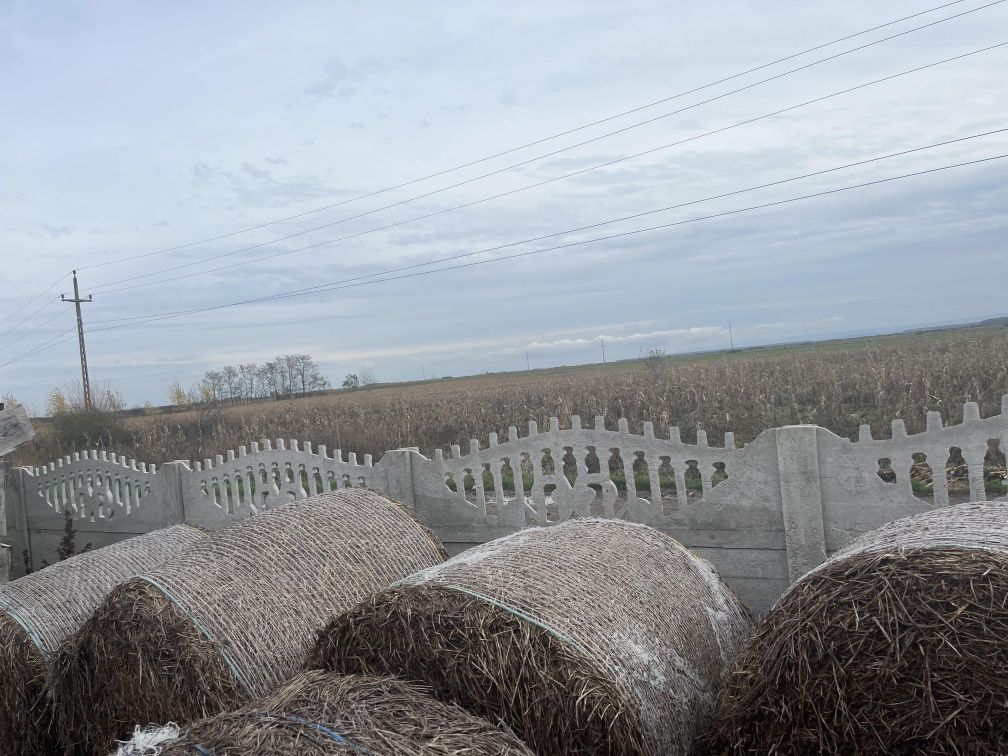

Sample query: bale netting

[711,500,1008,756]
[307,517,754,756]
[51,489,447,756]
[0,523,205,756]
[134,670,535,756]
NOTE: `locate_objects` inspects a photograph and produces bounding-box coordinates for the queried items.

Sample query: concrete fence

[3,397,1007,613]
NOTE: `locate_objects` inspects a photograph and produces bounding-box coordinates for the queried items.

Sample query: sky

[0,0,1006,412]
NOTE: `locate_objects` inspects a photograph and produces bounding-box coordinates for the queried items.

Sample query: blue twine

[254,712,369,752]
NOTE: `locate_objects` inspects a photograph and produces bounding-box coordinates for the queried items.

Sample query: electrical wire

[59,154,1008,347]
[5,152,1001,372]
[0,306,66,351]
[0,273,67,332]
[89,40,1008,295]
[77,0,1001,274]
[90,127,1008,301]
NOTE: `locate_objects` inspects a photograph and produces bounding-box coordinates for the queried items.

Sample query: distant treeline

[175,354,330,405]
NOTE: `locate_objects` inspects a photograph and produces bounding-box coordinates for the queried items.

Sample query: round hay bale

[0,523,206,756]
[711,500,1008,755]
[139,670,535,755]
[51,489,447,755]
[307,517,754,756]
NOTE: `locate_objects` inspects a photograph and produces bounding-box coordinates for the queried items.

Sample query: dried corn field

[11,329,1008,481]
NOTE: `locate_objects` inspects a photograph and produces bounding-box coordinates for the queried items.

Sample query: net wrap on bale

[52,489,447,755]
[712,500,1008,756]
[309,517,753,756]
[0,524,206,756]
[140,670,535,756]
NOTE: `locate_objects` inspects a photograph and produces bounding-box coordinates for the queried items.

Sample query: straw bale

[141,670,535,755]
[711,500,1008,755]
[52,489,447,755]
[308,517,753,756]
[0,524,206,756]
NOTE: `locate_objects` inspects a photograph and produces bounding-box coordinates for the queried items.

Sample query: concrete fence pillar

[375,448,419,507]
[158,461,188,527]
[0,462,9,582]
[6,468,33,580]
[774,425,828,581]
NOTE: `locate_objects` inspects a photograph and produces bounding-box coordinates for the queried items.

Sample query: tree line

[170,354,331,405]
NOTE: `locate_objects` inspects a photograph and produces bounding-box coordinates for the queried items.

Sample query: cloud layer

[0,0,1005,409]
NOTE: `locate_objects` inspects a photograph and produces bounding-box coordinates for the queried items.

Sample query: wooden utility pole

[61,270,93,410]
[729,322,735,352]
[601,338,606,364]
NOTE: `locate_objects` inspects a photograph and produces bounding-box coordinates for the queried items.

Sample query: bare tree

[359,367,377,386]
[201,370,225,403]
[238,363,259,401]
[259,361,281,399]
[221,365,241,403]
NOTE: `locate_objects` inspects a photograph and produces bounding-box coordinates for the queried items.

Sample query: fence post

[376,448,418,507]
[7,468,34,579]
[157,461,188,526]
[774,425,828,582]
[0,462,9,582]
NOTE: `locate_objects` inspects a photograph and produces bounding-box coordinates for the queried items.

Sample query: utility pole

[62,270,93,410]
[729,323,735,352]
[601,338,606,364]
[525,352,530,372]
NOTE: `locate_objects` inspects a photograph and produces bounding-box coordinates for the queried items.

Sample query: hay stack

[308,518,754,756]
[51,489,447,755]
[0,524,205,756]
[130,671,534,756]
[711,501,1008,755]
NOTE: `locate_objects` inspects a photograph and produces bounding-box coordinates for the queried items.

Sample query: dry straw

[308,517,753,756]
[141,670,535,755]
[51,489,447,755]
[711,500,1008,755]
[0,523,205,756]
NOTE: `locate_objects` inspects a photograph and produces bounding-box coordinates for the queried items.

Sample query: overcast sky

[1,0,1006,411]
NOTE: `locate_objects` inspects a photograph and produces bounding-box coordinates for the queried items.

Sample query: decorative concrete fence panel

[178,439,379,529]
[4,398,1006,613]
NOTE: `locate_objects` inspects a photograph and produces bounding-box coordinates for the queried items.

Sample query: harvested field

[0,524,204,756]
[308,518,753,756]
[50,490,447,755]
[711,501,1008,755]
[11,327,1008,471]
[130,671,535,756]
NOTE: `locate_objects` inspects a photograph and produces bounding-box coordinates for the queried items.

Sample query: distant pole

[61,269,94,410]
[601,338,606,364]
[421,365,426,381]
[729,322,735,352]
[526,352,530,372]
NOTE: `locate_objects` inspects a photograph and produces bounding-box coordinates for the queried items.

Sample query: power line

[0,327,75,370]
[0,297,61,347]
[4,152,1003,372]
[90,126,1008,303]
[78,0,1000,274]
[88,34,1008,296]
[0,306,65,351]
[0,273,67,334]
[61,154,1008,346]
